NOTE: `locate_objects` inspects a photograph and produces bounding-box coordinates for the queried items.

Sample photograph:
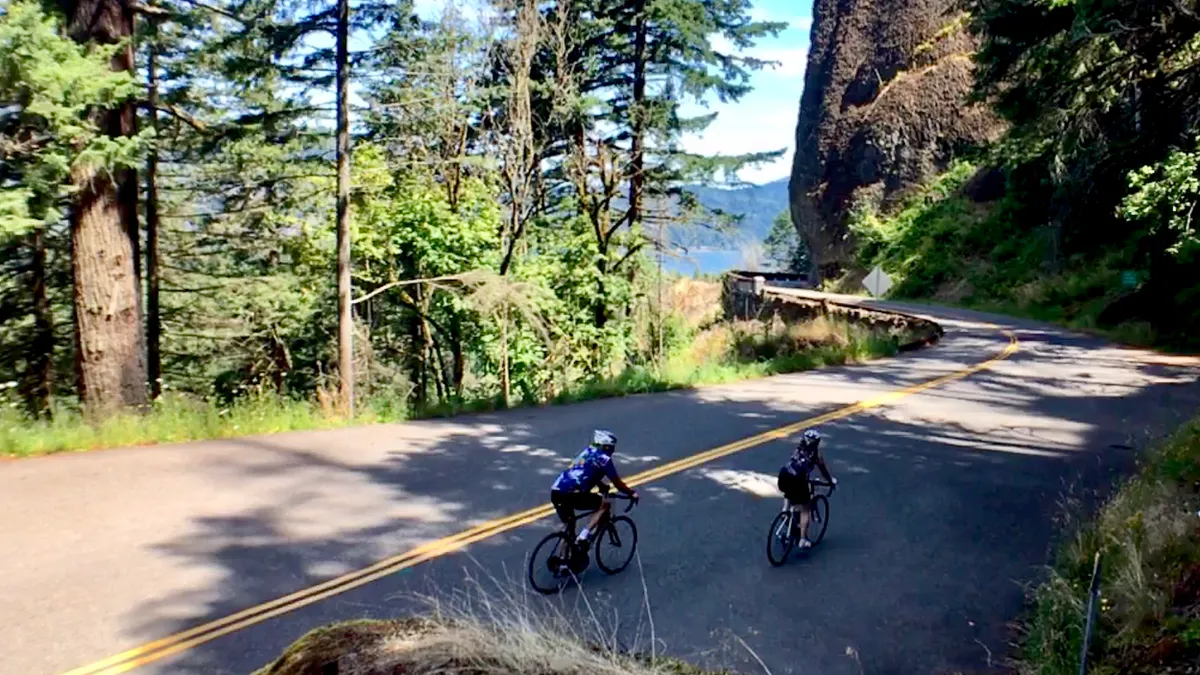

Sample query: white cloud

[754,46,809,78]
[748,3,816,32]
[750,7,813,34]
[681,102,797,184]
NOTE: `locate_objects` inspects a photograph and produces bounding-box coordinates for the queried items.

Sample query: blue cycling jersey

[551,446,619,492]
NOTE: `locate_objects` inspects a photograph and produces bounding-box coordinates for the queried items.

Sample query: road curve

[2,296,1199,675]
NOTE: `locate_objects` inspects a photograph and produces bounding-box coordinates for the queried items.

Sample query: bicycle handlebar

[609,492,638,512]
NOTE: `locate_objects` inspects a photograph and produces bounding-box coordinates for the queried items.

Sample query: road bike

[527,492,638,594]
[766,478,835,567]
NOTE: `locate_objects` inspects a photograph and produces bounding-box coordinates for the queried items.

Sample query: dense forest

[0,0,798,429]
[847,0,1200,350]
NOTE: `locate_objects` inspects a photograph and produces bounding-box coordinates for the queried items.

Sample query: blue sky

[679,0,812,184]
[404,0,812,185]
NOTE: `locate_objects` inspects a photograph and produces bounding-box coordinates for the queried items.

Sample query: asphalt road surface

[4,297,1200,675]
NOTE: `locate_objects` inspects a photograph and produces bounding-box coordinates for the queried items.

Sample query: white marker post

[862,265,893,298]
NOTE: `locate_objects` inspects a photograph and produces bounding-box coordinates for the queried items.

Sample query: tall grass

[253,559,743,675]
[1020,416,1200,675]
[0,392,394,457]
[1,316,909,458]
[555,316,904,404]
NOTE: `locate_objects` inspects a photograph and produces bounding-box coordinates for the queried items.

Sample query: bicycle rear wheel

[766,511,794,567]
[809,495,830,545]
[528,532,575,594]
[595,516,637,574]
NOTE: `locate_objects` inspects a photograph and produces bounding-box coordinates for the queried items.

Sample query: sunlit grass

[0,393,375,457]
[556,317,905,404]
[1,316,912,457]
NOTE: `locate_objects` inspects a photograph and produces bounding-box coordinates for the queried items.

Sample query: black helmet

[797,428,821,453]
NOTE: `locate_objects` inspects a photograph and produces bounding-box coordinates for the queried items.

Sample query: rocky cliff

[788,0,1003,281]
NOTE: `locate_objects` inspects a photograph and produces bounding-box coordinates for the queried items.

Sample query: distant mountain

[666,178,789,250]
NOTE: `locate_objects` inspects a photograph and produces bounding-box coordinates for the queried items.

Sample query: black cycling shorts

[550,490,603,529]
[777,468,811,506]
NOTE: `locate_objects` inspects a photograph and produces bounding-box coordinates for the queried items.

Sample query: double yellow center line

[63,332,1019,675]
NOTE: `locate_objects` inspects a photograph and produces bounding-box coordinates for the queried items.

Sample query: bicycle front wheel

[528,532,574,594]
[595,516,638,574]
[809,495,830,545]
[766,511,794,567]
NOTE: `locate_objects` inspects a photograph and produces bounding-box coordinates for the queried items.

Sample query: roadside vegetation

[846,0,1200,353]
[0,0,869,457]
[1020,415,1200,675]
[253,617,725,675]
[0,279,913,456]
[252,572,761,675]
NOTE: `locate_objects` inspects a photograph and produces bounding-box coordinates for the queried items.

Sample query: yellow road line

[62,332,1018,675]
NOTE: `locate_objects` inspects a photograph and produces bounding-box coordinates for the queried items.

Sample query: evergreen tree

[764,210,808,274]
[538,0,785,329]
[0,0,147,414]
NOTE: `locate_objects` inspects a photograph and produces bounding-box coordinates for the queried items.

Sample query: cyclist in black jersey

[777,428,837,548]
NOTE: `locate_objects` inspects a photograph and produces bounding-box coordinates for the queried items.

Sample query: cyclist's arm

[611,474,635,496]
[815,453,834,483]
[603,461,636,496]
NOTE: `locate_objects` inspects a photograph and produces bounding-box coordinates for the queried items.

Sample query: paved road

[3,298,1200,675]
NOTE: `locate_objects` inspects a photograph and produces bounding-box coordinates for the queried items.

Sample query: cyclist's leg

[551,491,575,531]
[575,492,606,541]
[552,492,576,556]
[794,482,814,543]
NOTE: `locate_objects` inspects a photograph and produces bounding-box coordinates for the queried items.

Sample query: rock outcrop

[788,0,1003,281]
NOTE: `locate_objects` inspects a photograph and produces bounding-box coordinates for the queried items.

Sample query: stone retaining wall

[721,273,944,351]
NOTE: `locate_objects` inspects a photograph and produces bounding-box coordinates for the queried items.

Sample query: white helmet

[592,429,617,452]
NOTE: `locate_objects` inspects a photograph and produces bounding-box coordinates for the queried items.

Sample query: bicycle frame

[553,493,635,557]
[777,480,833,540]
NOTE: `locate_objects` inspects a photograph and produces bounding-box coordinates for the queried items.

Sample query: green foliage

[850,162,1008,297]
[0,0,799,442]
[945,0,1200,345]
[763,210,808,273]
[0,0,146,236]
[0,389,364,457]
[1,311,907,456]
[1119,139,1200,260]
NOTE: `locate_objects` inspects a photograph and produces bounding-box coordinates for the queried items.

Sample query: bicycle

[766,478,835,567]
[527,491,638,594]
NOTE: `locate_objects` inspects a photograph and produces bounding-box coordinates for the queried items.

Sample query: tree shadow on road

[103,323,1200,675]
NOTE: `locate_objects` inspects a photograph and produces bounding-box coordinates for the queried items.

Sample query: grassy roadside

[252,572,737,675]
[844,160,1200,354]
[0,316,913,458]
[1020,414,1200,675]
[252,617,727,675]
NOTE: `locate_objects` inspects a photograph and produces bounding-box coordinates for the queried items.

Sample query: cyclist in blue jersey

[777,428,836,549]
[550,429,638,545]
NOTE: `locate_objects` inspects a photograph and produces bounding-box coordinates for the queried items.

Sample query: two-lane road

[3,299,1199,675]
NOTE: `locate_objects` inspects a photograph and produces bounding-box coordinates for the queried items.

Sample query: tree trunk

[146,34,163,399]
[449,313,464,397]
[335,0,354,416]
[418,291,443,402]
[500,306,511,408]
[62,0,147,415]
[627,1,648,227]
[25,228,54,417]
[593,250,608,329]
[408,287,428,408]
